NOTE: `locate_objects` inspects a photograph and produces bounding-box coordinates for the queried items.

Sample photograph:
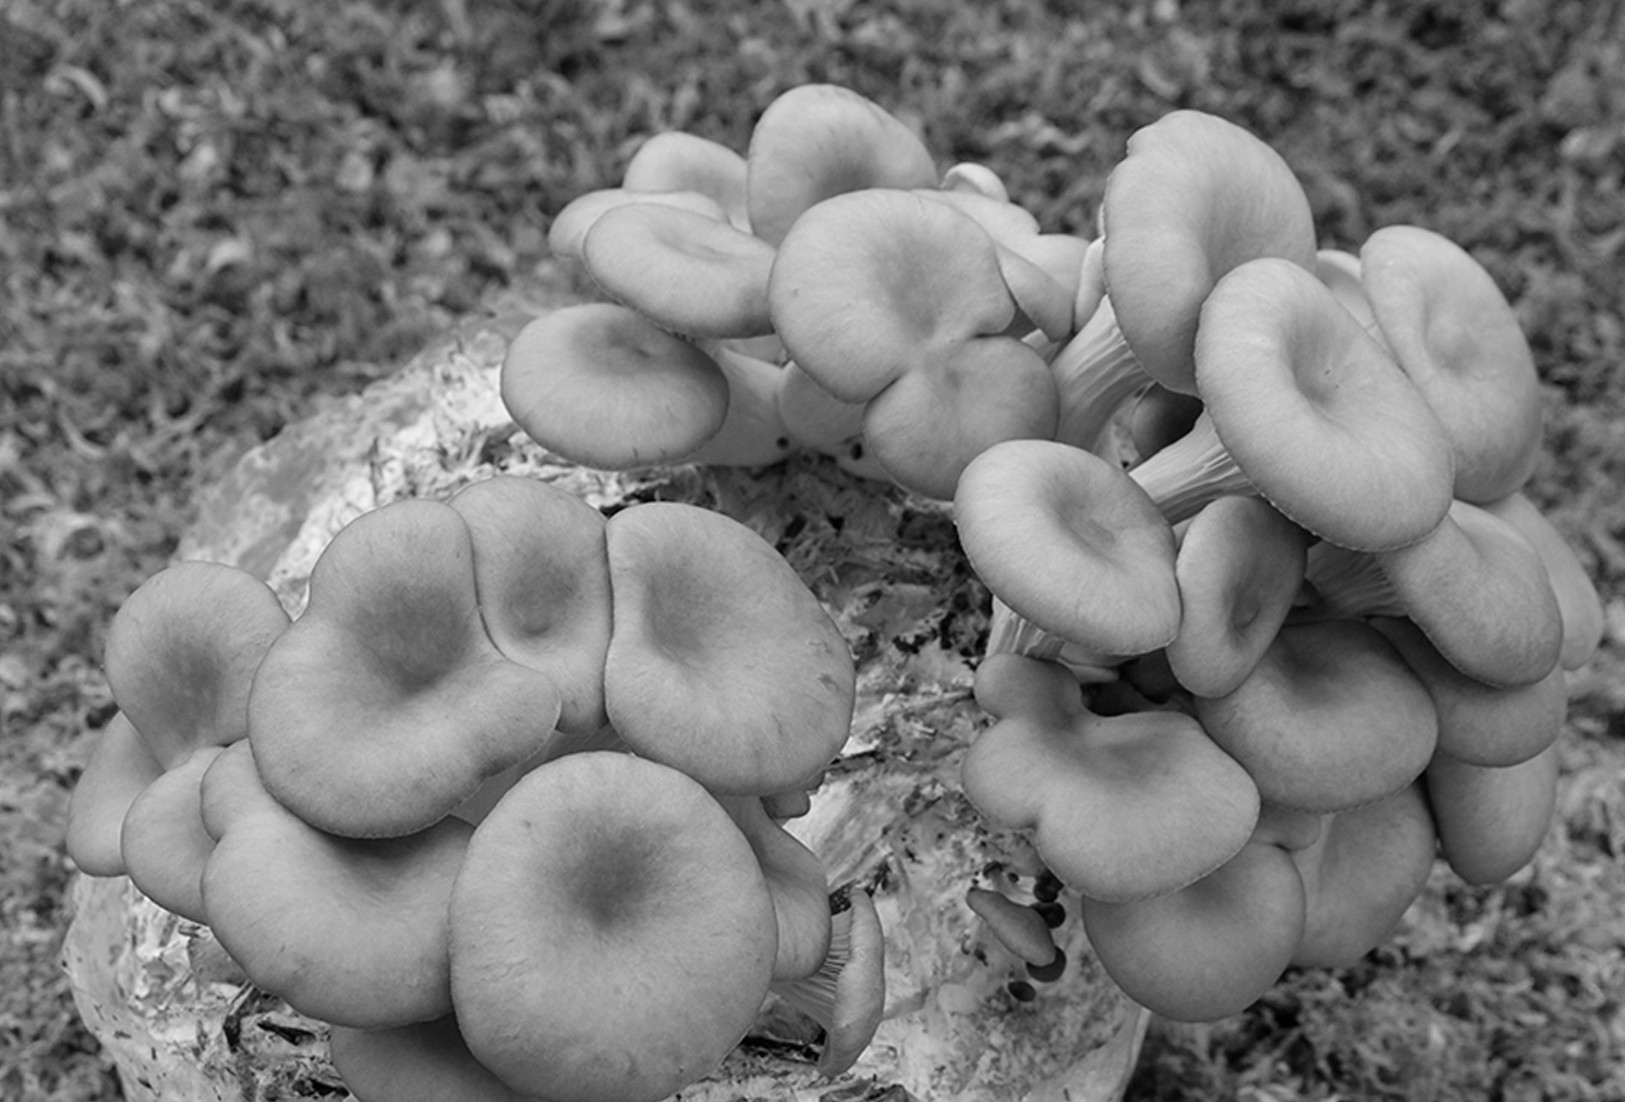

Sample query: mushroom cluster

[66,478,885,1102]
[498,83,1601,1027]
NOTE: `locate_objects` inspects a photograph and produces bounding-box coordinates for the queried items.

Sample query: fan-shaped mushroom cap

[1370,616,1567,768]
[200,741,473,1029]
[1080,837,1307,1022]
[1426,744,1561,885]
[447,475,612,735]
[1142,256,1456,550]
[719,794,833,982]
[248,498,562,838]
[500,302,731,471]
[329,1016,524,1102]
[547,187,729,261]
[769,188,1058,499]
[119,745,222,923]
[582,201,776,339]
[103,560,289,768]
[1100,109,1318,394]
[622,130,749,229]
[448,752,778,1102]
[746,83,938,246]
[1483,491,1605,670]
[965,885,1061,969]
[602,501,854,796]
[964,653,1260,902]
[1167,495,1310,698]
[769,883,887,1079]
[1360,224,1544,503]
[1193,619,1439,813]
[1306,498,1565,689]
[954,439,1181,659]
[65,712,164,877]
[1290,782,1437,969]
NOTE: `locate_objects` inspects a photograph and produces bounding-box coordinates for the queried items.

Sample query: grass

[2,0,1623,1098]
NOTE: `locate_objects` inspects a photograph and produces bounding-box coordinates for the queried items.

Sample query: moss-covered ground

[3,0,1622,1098]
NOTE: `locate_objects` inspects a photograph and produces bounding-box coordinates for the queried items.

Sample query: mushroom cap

[448,752,778,1102]
[1194,257,1456,552]
[954,439,1182,657]
[1101,109,1318,393]
[119,745,222,924]
[500,302,732,471]
[602,501,855,795]
[1290,781,1437,969]
[1166,495,1310,698]
[248,498,562,838]
[940,161,1009,201]
[1482,491,1605,671]
[103,560,290,769]
[328,1016,523,1102]
[1426,744,1561,885]
[1359,224,1544,503]
[200,741,474,1029]
[719,794,833,982]
[65,712,164,877]
[582,201,776,339]
[1370,616,1567,767]
[964,653,1261,902]
[622,130,750,229]
[745,83,939,246]
[1193,618,1439,813]
[447,475,613,735]
[547,186,729,261]
[1080,838,1307,1022]
[965,886,1061,968]
[1376,498,1565,688]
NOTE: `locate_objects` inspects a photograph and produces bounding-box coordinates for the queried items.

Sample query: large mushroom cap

[329,1016,521,1102]
[1193,256,1457,552]
[1359,224,1544,503]
[103,560,289,768]
[963,653,1260,902]
[200,742,474,1030]
[622,130,749,229]
[1426,744,1561,886]
[745,83,938,247]
[499,302,732,471]
[448,752,778,1102]
[247,498,562,838]
[954,439,1181,658]
[118,745,222,924]
[603,501,855,796]
[1101,109,1318,393]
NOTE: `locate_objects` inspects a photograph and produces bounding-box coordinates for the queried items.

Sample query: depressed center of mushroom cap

[1101,109,1317,393]
[499,302,730,470]
[449,752,778,1102]
[1195,257,1455,553]
[954,439,1181,656]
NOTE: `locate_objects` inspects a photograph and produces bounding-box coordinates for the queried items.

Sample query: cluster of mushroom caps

[509,83,1605,1024]
[66,476,888,1102]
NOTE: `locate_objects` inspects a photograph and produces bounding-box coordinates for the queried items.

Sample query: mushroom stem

[1048,296,1153,452]
[769,883,887,1079]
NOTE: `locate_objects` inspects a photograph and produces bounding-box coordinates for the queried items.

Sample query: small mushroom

[118,745,223,924]
[248,498,562,838]
[102,560,290,768]
[602,501,855,796]
[769,883,887,1079]
[954,439,1181,662]
[1079,835,1307,1022]
[64,713,164,877]
[1425,743,1561,886]
[200,742,474,1029]
[1304,498,1564,688]
[1166,495,1310,698]
[1482,491,1606,670]
[1131,257,1456,549]
[1290,782,1437,969]
[1359,224,1544,503]
[448,752,778,1102]
[965,885,1061,970]
[768,188,1058,499]
[547,187,729,261]
[328,1015,521,1102]
[1192,619,1439,813]
[447,475,613,735]
[622,130,750,229]
[963,653,1260,902]
[745,83,939,247]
